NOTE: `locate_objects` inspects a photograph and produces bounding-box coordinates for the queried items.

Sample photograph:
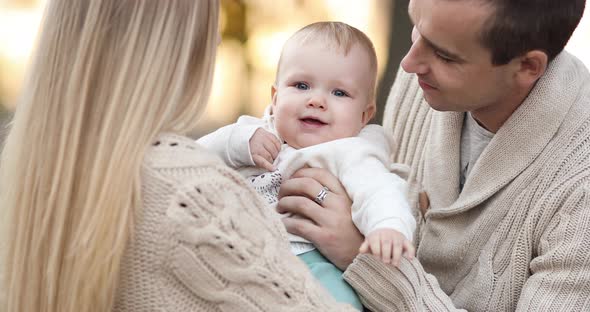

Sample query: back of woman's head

[1,1,218,311]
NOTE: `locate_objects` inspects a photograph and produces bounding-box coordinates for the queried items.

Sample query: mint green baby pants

[298,249,363,310]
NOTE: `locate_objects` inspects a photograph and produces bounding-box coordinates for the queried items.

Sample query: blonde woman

[1,1,356,311]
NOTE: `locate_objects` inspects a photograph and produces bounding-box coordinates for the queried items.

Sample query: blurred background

[0,0,589,140]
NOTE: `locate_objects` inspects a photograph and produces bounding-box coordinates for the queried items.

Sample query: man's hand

[249,128,281,171]
[277,167,364,270]
[360,228,415,267]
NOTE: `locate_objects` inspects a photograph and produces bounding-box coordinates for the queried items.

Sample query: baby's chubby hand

[249,128,282,171]
[359,228,415,267]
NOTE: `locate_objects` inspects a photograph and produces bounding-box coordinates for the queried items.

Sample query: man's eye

[333,89,348,97]
[295,82,309,90]
[436,52,454,63]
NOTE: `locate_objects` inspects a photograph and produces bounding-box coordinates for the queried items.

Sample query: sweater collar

[424,51,588,216]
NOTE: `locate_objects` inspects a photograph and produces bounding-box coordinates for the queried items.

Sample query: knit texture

[114,133,356,311]
[344,51,590,311]
[0,210,6,312]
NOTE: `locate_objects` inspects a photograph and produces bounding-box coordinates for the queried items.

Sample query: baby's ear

[362,103,376,124]
[270,85,278,114]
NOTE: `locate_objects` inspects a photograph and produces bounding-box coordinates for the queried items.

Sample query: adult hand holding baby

[249,128,281,171]
[277,167,364,270]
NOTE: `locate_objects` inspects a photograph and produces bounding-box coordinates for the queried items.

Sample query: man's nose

[401,29,429,75]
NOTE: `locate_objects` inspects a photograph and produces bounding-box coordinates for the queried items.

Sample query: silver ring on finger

[314,186,329,205]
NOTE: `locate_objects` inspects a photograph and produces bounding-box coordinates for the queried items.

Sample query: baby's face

[272,40,375,149]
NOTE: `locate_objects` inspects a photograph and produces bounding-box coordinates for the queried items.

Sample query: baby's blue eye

[333,89,348,97]
[295,82,309,90]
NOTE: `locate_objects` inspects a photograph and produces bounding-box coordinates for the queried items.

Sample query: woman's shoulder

[144,132,223,171]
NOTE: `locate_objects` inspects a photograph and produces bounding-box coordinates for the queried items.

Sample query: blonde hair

[1,1,219,311]
[276,21,378,103]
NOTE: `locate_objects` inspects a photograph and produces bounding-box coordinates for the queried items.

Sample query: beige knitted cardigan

[343,52,590,311]
[114,134,356,311]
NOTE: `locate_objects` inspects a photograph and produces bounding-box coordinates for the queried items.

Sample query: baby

[198,22,415,310]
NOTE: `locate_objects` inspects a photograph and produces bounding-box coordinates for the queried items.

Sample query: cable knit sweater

[113,133,356,311]
[343,52,590,311]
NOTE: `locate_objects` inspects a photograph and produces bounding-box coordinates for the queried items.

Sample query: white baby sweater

[198,110,415,254]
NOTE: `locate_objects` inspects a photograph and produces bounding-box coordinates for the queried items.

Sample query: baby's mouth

[300,117,327,126]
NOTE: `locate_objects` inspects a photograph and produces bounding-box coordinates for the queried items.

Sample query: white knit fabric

[198,116,415,248]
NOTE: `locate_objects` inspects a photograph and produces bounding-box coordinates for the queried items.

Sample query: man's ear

[362,103,376,124]
[514,50,548,89]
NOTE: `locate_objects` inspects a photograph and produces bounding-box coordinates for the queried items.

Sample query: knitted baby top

[113,133,356,311]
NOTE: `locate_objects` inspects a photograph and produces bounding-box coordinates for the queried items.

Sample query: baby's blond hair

[276,21,378,104]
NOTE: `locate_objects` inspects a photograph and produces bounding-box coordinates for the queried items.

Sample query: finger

[359,240,369,253]
[369,235,381,259]
[261,139,279,160]
[271,135,282,153]
[252,154,275,172]
[403,240,416,260]
[381,236,392,264]
[281,216,322,242]
[393,241,403,267]
[276,195,326,225]
[263,134,282,157]
[278,176,325,200]
[257,148,275,167]
[252,154,274,171]
[290,167,346,196]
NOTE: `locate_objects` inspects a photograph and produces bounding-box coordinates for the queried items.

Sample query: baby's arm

[340,152,416,267]
[197,115,268,169]
[305,125,416,266]
[277,125,416,266]
[360,228,415,267]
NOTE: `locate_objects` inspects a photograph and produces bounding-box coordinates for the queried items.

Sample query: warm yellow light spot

[324,0,371,33]
[207,39,247,125]
[247,28,296,72]
[0,6,44,109]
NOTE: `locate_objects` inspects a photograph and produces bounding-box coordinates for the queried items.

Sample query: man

[277,0,590,310]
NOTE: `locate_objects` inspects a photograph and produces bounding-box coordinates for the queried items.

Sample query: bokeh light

[0,0,589,136]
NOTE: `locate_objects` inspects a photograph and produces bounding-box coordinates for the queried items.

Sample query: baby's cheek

[340,121,364,138]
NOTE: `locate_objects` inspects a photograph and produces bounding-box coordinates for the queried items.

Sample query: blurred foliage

[221,0,248,43]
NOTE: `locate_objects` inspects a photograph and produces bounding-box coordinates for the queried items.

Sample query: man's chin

[423,97,452,112]
[427,105,454,112]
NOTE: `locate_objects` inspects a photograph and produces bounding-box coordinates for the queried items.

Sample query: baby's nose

[307,95,326,109]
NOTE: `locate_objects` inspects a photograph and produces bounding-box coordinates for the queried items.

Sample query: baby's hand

[359,229,415,267]
[249,128,281,171]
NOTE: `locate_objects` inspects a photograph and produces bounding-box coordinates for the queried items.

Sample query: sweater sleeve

[163,164,357,311]
[344,185,590,312]
[343,255,464,311]
[338,125,415,240]
[196,115,267,168]
[515,185,590,311]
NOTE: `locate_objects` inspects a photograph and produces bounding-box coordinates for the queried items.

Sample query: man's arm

[344,184,590,312]
[516,184,590,310]
[345,255,464,311]
[344,255,463,311]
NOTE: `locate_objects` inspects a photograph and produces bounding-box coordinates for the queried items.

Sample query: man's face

[401,0,518,114]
